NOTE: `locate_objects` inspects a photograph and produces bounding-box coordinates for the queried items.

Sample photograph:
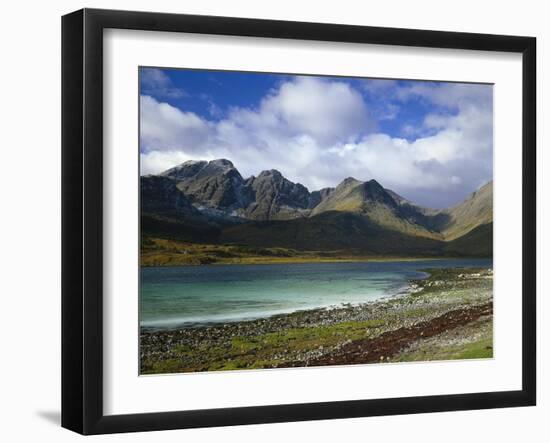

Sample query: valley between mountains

[140,159,492,266]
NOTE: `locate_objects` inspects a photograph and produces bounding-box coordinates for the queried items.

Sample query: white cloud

[140,68,186,99]
[140,76,493,208]
[259,77,375,144]
[140,95,211,153]
[395,82,493,110]
[140,150,203,175]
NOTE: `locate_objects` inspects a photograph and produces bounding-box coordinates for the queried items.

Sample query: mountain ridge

[141,159,493,257]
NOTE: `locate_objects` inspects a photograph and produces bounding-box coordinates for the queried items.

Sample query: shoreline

[141,255,492,268]
[141,256,453,268]
[140,266,493,373]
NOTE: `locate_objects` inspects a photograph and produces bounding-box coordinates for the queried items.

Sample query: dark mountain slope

[141,214,221,244]
[141,175,197,216]
[444,222,493,257]
[221,211,445,255]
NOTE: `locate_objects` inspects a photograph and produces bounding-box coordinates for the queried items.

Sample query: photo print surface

[139,67,493,375]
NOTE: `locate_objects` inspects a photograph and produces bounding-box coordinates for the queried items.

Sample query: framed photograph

[62,8,536,435]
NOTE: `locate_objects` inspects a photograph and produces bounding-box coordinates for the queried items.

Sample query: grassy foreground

[140,267,493,374]
[140,237,442,266]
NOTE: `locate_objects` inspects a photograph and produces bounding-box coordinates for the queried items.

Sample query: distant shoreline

[141,255,492,267]
[140,256,452,267]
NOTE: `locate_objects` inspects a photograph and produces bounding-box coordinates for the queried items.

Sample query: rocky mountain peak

[244,169,311,220]
[160,160,208,180]
[159,158,248,210]
[361,179,394,204]
[258,169,283,179]
[199,159,242,183]
[366,178,382,188]
[207,158,235,170]
[472,180,493,198]
[340,177,361,187]
[161,159,238,180]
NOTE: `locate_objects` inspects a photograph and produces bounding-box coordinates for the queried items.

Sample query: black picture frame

[61,8,536,435]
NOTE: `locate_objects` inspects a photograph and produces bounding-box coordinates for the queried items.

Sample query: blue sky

[139,67,493,208]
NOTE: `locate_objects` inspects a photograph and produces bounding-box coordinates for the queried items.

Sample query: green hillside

[439,182,493,240]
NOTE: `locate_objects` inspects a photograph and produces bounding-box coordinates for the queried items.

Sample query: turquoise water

[140,258,492,330]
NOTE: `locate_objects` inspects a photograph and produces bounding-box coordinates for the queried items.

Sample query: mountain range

[141,159,493,257]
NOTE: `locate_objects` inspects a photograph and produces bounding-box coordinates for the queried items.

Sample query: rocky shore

[140,267,493,374]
